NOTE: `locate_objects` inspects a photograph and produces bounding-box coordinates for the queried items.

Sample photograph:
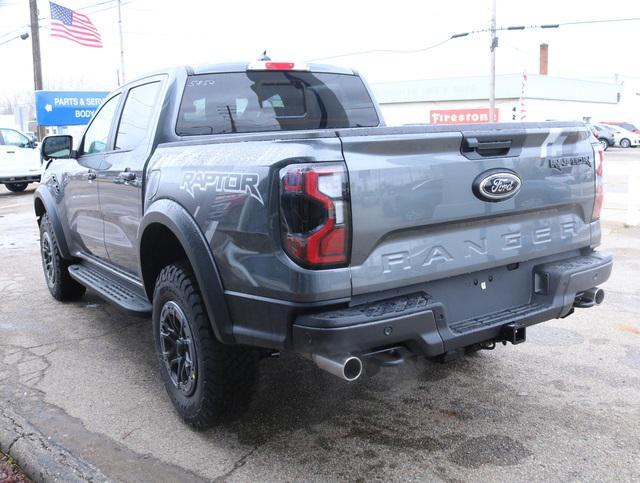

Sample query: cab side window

[81,94,120,155]
[115,82,161,151]
[0,129,29,148]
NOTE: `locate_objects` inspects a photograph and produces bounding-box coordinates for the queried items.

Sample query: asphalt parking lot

[0,149,639,482]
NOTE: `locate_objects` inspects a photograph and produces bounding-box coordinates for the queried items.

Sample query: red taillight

[280,163,350,268]
[592,144,604,220]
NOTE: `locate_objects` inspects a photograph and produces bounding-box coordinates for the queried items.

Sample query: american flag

[49,1,103,48]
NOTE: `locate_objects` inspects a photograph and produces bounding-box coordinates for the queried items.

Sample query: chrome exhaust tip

[583,287,605,305]
[575,287,605,308]
[591,287,605,305]
[312,354,363,382]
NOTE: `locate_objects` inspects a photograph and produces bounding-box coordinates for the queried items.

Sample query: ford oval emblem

[472,169,522,202]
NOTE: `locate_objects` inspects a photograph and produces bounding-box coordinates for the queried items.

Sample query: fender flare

[34,186,72,259]
[139,199,234,344]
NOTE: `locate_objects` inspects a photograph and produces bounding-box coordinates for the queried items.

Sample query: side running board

[68,262,152,316]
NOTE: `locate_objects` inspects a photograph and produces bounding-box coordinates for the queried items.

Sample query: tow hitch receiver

[502,323,526,345]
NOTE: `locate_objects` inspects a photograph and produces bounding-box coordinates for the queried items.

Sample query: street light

[0,31,29,47]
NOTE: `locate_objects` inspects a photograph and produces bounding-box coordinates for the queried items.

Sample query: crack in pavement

[213,444,261,482]
[0,318,148,352]
[212,427,298,482]
[6,434,23,453]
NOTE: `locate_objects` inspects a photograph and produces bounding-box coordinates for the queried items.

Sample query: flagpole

[117,0,125,84]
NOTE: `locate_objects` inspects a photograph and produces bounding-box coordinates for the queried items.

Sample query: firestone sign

[430,108,500,125]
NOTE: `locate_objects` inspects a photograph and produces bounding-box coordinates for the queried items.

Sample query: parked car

[603,124,640,148]
[587,123,615,150]
[0,128,41,192]
[35,60,612,428]
[600,121,640,134]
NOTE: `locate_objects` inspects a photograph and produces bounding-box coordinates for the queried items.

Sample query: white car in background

[0,128,41,192]
[603,124,640,148]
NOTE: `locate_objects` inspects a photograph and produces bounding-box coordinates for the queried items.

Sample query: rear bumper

[289,251,613,358]
[0,175,40,184]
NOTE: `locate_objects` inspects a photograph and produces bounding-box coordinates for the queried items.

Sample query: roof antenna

[259,50,271,61]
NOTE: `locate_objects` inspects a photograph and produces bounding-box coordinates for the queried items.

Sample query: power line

[0,26,28,40]
[306,38,452,62]
[307,16,640,62]
[452,16,640,37]
[81,0,119,10]
[82,0,135,15]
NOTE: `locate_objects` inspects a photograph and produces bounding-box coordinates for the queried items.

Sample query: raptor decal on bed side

[180,171,264,205]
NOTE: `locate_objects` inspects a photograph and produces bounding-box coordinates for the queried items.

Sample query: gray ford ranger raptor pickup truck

[36,60,612,428]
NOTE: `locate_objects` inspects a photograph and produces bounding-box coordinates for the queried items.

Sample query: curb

[0,405,109,482]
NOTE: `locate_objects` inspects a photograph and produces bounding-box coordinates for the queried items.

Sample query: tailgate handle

[465,137,512,152]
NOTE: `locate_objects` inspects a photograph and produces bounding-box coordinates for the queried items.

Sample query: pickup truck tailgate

[339,124,596,296]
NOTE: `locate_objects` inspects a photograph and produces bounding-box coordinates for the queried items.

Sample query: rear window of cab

[176,71,379,135]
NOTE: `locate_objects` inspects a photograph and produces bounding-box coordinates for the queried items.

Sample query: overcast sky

[1,0,640,96]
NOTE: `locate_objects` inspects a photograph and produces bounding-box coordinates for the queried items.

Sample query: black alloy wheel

[158,300,198,396]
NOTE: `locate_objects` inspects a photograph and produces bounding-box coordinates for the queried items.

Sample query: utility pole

[29,0,46,140]
[489,0,497,121]
[117,0,125,84]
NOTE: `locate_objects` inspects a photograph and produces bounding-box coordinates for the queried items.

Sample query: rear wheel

[5,182,28,192]
[600,139,609,151]
[39,213,86,300]
[620,138,631,148]
[152,263,260,429]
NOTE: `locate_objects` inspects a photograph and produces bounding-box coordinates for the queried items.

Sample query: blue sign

[35,90,109,126]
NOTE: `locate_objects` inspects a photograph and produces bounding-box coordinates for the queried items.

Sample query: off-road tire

[5,182,28,192]
[39,213,86,300]
[152,263,260,429]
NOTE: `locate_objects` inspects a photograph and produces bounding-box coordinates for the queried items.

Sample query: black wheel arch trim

[34,187,72,259]
[139,198,234,344]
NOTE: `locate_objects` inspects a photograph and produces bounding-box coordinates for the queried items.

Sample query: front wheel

[152,263,260,429]
[620,138,631,148]
[5,182,28,192]
[39,214,86,300]
[600,139,609,151]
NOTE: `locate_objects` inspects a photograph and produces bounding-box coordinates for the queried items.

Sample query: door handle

[6,151,15,154]
[86,170,97,181]
[118,171,136,181]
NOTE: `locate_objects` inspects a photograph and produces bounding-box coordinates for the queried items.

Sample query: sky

[1,0,640,99]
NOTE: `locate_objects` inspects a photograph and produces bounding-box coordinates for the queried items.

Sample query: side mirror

[41,135,74,161]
